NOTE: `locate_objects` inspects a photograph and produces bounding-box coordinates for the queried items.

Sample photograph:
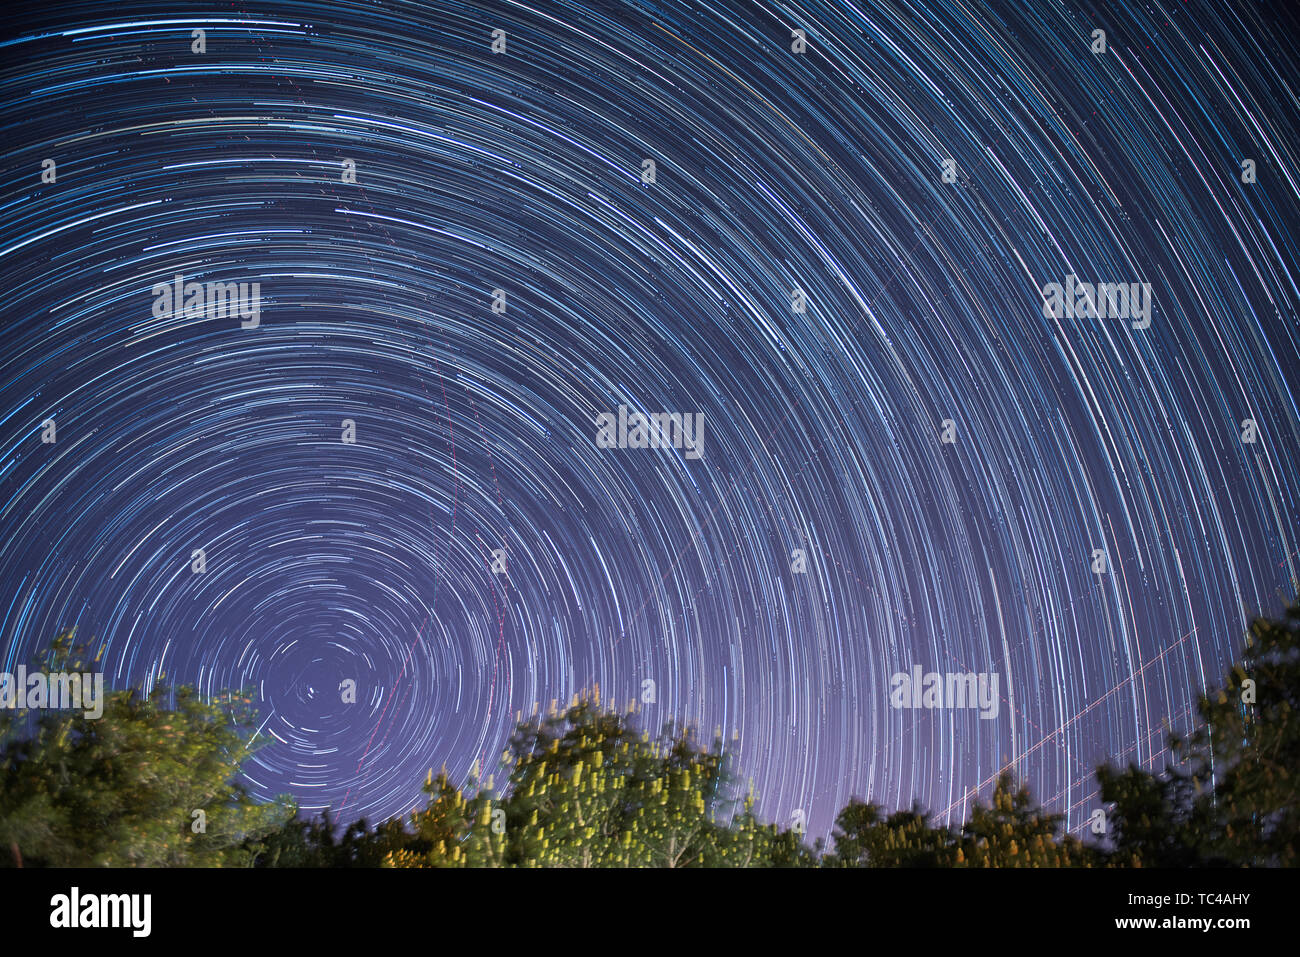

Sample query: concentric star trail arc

[1,0,1297,841]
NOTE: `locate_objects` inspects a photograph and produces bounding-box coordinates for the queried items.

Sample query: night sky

[2,0,1298,843]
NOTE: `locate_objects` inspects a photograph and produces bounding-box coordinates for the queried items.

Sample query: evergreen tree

[827,800,957,867]
[1099,599,1300,866]
[386,694,812,867]
[955,773,1096,867]
[0,632,292,866]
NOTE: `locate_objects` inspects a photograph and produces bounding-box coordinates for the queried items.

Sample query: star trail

[2,0,1298,843]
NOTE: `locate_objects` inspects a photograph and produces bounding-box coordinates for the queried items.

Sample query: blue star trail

[1,0,1297,842]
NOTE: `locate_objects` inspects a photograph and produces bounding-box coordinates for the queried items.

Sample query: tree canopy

[383,695,814,867]
[0,631,292,867]
[1098,600,1300,866]
[3,599,1297,867]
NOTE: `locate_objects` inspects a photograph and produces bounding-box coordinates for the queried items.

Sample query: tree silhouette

[0,631,292,866]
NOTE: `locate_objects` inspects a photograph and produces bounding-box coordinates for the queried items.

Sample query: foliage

[4,598,1298,867]
[1099,600,1300,866]
[826,774,1098,867]
[0,631,292,867]
[384,695,815,867]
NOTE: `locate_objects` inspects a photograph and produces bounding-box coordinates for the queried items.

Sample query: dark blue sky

[2,0,1298,841]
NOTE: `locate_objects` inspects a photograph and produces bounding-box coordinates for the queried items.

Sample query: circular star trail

[2,0,1298,840]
